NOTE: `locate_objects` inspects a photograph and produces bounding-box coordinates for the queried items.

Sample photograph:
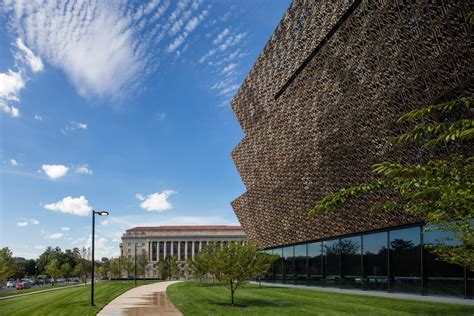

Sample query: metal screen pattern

[230,0,473,248]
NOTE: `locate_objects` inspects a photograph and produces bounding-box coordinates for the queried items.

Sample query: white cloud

[135,193,145,201]
[71,121,87,130]
[34,114,44,121]
[138,190,175,212]
[44,196,92,216]
[41,229,64,240]
[166,9,208,53]
[42,164,69,180]
[100,220,109,226]
[30,219,40,225]
[17,221,28,227]
[61,227,70,231]
[76,164,93,175]
[0,70,24,118]
[221,63,237,74]
[2,2,151,99]
[16,38,44,73]
[9,159,18,166]
[34,245,46,250]
[213,28,230,45]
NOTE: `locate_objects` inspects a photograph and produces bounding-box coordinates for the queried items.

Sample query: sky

[0,0,290,259]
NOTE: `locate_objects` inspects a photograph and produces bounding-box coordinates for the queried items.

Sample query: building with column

[120,225,247,277]
[230,0,472,299]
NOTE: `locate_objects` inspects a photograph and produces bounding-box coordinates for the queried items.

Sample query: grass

[167,281,474,316]
[0,280,157,316]
[0,283,80,298]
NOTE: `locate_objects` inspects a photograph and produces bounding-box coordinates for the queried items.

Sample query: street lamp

[90,210,109,307]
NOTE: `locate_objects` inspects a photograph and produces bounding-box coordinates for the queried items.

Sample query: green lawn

[167,282,474,316]
[0,283,80,298]
[0,281,157,316]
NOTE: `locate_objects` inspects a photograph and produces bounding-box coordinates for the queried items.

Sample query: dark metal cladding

[230,0,473,248]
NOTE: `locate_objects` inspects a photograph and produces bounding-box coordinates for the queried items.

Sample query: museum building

[120,225,247,276]
[230,0,472,299]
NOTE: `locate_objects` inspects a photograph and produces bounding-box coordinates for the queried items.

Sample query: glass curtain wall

[283,246,294,283]
[424,228,465,297]
[294,244,307,284]
[263,224,471,299]
[363,232,388,291]
[273,248,283,282]
[389,227,421,293]
[308,242,323,286]
[324,239,340,287]
[341,236,362,289]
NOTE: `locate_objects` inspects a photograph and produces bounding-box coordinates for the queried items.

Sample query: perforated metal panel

[231,0,473,248]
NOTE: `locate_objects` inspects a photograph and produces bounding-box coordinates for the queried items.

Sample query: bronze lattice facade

[230,0,472,249]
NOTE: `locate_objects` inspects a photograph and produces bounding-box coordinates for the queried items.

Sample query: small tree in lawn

[137,252,149,279]
[46,258,61,285]
[158,255,180,280]
[310,97,474,271]
[0,248,17,285]
[211,241,262,307]
[123,256,134,279]
[253,252,278,287]
[188,251,210,285]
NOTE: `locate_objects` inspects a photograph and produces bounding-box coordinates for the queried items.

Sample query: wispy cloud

[1,0,212,101]
[75,164,93,175]
[41,229,64,240]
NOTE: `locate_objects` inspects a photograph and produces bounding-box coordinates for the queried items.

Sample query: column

[177,240,181,260]
[163,241,167,259]
[192,240,195,260]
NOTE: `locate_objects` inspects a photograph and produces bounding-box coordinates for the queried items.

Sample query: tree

[98,264,109,280]
[209,241,264,306]
[123,256,134,279]
[75,247,90,284]
[157,255,180,280]
[46,259,61,284]
[310,97,474,270]
[188,251,210,284]
[253,252,278,287]
[0,248,17,284]
[110,258,121,278]
[137,252,149,278]
[60,263,72,280]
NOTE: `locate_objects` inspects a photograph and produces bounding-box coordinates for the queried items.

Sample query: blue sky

[0,0,290,259]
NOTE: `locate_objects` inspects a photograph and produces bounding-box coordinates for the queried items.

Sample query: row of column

[146,240,245,262]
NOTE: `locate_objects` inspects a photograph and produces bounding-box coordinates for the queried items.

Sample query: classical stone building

[231,0,472,299]
[120,225,246,276]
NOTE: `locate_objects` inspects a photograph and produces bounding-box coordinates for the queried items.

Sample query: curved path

[98,281,182,316]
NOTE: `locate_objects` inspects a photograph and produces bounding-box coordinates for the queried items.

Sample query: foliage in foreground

[167,281,474,316]
[310,97,474,270]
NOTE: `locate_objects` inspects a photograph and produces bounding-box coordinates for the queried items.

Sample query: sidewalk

[252,282,474,306]
[98,281,182,316]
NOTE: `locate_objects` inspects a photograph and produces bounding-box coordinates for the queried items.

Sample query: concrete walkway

[253,282,474,306]
[98,281,182,316]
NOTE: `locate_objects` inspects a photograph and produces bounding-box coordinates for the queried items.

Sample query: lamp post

[90,210,109,307]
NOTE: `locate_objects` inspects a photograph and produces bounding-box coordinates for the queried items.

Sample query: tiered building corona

[230,0,472,298]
